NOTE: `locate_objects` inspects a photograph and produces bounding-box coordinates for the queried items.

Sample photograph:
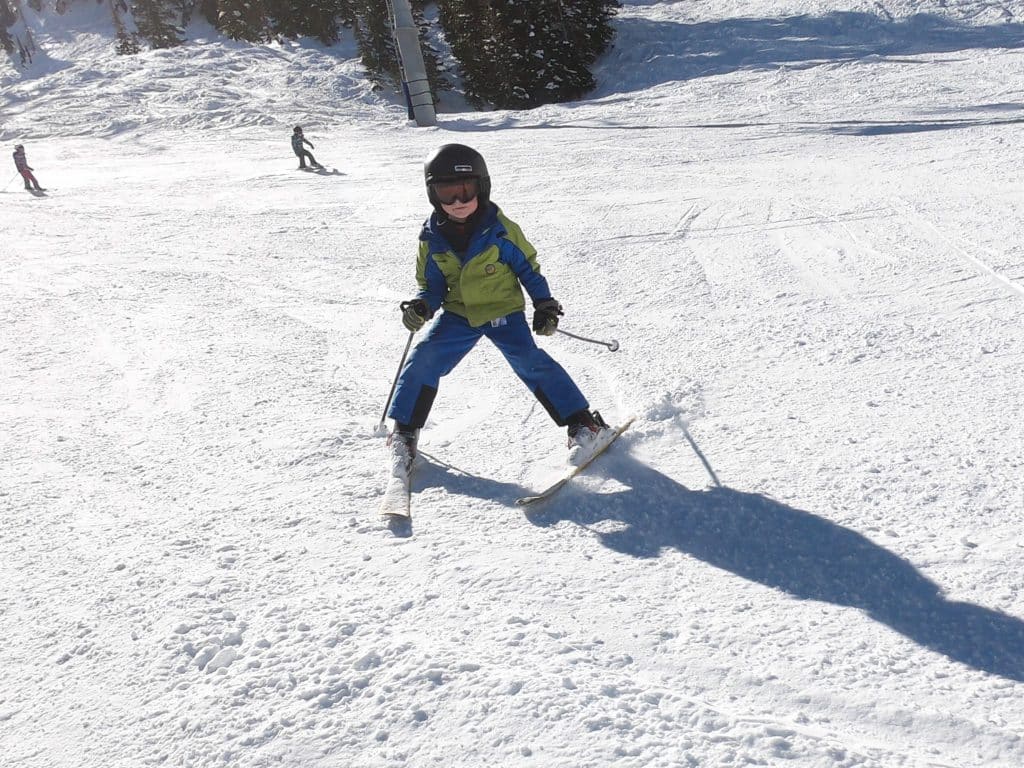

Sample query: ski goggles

[431,177,479,205]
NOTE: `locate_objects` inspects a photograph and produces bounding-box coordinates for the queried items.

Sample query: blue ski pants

[387,310,589,429]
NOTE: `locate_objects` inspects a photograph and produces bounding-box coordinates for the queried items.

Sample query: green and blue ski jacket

[416,204,552,328]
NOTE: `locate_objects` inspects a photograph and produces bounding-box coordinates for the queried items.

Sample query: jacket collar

[420,202,502,251]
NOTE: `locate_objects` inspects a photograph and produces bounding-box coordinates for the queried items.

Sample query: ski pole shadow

[416,452,530,504]
[524,451,1024,681]
[378,453,528,539]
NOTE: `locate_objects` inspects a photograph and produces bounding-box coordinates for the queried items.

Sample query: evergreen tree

[1,0,16,55]
[217,0,269,41]
[561,0,616,62]
[132,0,183,48]
[348,0,446,101]
[436,0,502,108]
[265,0,296,38]
[266,0,345,44]
[438,0,617,109]
[116,30,142,54]
[174,1,198,27]
[108,0,142,56]
[198,0,219,25]
[351,0,399,89]
[411,0,449,100]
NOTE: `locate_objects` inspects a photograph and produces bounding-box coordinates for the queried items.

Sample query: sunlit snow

[2,2,1024,766]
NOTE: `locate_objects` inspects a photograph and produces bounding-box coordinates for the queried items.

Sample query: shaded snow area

[3,1,1024,767]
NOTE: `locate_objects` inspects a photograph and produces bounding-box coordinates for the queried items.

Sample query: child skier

[291,126,322,170]
[386,143,611,471]
[12,144,44,191]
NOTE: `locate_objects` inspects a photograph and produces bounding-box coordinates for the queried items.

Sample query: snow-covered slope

[1,1,399,139]
[2,2,1024,767]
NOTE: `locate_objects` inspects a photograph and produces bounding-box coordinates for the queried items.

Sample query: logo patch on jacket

[485,264,496,275]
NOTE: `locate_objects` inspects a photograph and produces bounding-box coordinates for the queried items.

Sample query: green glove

[532,298,562,336]
[401,299,431,332]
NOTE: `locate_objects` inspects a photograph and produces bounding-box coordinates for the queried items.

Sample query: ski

[379,467,412,518]
[515,417,635,506]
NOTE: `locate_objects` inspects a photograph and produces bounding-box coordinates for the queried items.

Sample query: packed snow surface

[2,1,1024,766]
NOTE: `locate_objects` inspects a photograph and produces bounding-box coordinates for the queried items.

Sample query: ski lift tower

[389,0,436,127]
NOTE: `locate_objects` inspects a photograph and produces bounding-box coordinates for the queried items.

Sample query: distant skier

[291,126,323,170]
[385,143,611,472]
[12,144,44,192]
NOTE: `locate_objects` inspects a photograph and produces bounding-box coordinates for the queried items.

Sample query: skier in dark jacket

[386,144,611,472]
[13,144,44,191]
[291,126,322,170]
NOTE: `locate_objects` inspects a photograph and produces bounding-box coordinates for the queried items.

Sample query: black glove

[532,298,563,336]
[401,299,431,332]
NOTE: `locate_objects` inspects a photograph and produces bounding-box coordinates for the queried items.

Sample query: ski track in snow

[3,1,1024,767]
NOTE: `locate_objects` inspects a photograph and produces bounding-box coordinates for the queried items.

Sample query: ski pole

[376,329,415,435]
[556,327,620,352]
[2,172,19,192]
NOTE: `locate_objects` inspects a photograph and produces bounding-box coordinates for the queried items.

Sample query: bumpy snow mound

[5,0,1021,139]
[1,2,403,139]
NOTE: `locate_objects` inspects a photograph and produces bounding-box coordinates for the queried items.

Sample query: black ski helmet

[424,144,490,209]
[14,144,23,150]
[294,126,302,133]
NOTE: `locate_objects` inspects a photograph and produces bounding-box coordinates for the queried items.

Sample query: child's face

[440,195,478,222]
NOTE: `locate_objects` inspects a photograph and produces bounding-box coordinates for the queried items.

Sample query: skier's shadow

[416,452,530,501]
[524,451,1024,682]
[301,167,344,176]
[383,453,528,538]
